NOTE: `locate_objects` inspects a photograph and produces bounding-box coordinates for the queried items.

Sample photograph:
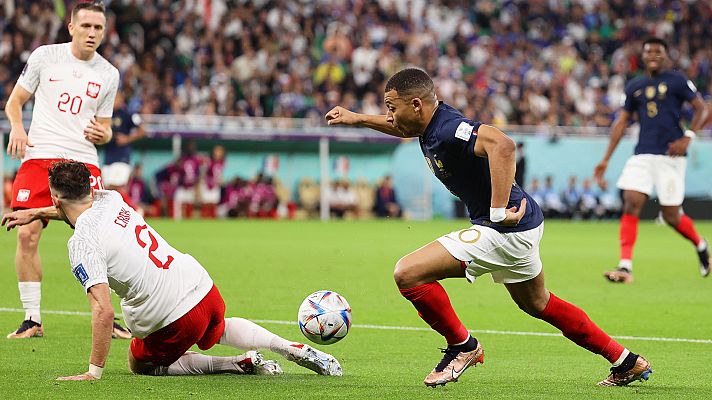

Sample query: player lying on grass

[325,67,652,388]
[2,160,342,380]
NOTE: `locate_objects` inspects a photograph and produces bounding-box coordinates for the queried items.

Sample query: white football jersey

[17,43,119,166]
[67,190,213,339]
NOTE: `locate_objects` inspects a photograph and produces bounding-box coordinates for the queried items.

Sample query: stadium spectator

[373,176,401,219]
[1,160,342,380]
[200,145,225,219]
[3,1,130,340]
[325,67,652,388]
[174,140,205,219]
[562,176,582,218]
[594,38,710,283]
[2,1,709,130]
[578,178,600,220]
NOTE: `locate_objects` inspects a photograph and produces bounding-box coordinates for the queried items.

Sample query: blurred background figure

[374,176,401,218]
[515,142,527,189]
[200,145,225,219]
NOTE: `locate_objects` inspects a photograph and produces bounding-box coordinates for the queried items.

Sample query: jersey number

[57,92,83,115]
[646,101,658,118]
[134,224,174,269]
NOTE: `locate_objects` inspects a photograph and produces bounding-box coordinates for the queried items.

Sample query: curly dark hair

[48,160,92,201]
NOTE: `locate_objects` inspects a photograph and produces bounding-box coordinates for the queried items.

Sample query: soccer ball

[297,290,352,345]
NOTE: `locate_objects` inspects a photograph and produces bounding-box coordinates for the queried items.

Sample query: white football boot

[285,343,342,376]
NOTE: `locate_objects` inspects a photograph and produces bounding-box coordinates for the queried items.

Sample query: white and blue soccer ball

[297,290,352,345]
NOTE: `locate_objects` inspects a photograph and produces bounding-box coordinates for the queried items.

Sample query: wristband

[684,129,696,139]
[490,207,506,223]
[88,363,103,379]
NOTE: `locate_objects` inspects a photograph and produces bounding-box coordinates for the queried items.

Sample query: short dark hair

[385,68,436,101]
[643,37,668,51]
[72,1,106,19]
[49,160,92,201]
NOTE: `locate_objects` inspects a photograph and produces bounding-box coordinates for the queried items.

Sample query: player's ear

[412,97,422,113]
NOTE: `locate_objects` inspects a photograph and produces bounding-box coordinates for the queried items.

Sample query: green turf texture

[0,219,710,399]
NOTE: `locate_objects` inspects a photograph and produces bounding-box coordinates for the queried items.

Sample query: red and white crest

[86,82,101,98]
[16,189,30,202]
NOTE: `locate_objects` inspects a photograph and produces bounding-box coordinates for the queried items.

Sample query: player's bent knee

[393,257,418,288]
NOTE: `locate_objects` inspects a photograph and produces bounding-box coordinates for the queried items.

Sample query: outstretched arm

[473,124,527,226]
[325,106,402,137]
[2,207,60,231]
[594,110,630,185]
[57,283,113,381]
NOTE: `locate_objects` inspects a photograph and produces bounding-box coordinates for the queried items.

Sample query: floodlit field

[1,219,710,399]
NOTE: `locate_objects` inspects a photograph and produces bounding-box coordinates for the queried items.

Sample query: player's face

[69,10,106,54]
[642,43,666,72]
[49,189,75,229]
[384,90,419,137]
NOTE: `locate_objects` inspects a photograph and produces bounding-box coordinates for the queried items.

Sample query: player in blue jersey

[325,68,651,388]
[103,91,145,197]
[594,38,710,283]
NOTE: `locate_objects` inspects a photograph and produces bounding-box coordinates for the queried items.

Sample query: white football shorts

[437,223,544,284]
[102,162,132,187]
[200,183,221,204]
[616,154,686,206]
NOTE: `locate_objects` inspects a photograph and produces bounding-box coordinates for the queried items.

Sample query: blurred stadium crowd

[1,0,711,130]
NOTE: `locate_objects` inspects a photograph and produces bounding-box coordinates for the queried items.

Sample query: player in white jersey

[3,2,129,339]
[2,160,343,380]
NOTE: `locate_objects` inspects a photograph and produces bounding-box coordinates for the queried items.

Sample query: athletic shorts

[102,162,131,187]
[200,184,221,204]
[11,159,103,210]
[616,154,686,206]
[129,285,226,366]
[437,223,544,284]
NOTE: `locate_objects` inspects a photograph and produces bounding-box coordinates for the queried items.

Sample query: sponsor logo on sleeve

[455,121,474,141]
[86,82,101,98]
[16,189,30,202]
[72,263,89,286]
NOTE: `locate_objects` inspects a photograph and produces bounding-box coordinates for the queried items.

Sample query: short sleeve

[679,76,697,102]
[68,237,108,292]
[438,119,480,157]
[96,68,119,118]
[16,46,46,94]
[622,85,635,113]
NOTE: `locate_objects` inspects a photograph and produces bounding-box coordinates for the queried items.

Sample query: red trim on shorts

[11,159,102,210]
[130,285,226,366]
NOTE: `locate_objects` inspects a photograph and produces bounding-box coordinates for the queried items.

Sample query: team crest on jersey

[72,263,89,285]
[16,189,30,202]
[86,82,101,98]
[645,86,656,99]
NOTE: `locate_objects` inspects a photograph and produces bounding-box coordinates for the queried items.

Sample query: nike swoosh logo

[49,78,62,82]
[451,352,478,379]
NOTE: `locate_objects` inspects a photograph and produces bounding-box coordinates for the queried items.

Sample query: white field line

[2,307,710,345]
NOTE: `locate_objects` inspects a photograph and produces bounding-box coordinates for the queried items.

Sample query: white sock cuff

[18,282,41,323]
[612,349,630,367]
[618,259,632,271]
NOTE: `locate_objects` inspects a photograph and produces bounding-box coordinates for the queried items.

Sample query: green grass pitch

[0,219,710,399]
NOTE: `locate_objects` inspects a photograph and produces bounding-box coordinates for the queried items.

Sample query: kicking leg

[8,221,44,339]
[394,241,483,387]
[128,347,281,376]
[219,317,342,376]
[505,272,652,386]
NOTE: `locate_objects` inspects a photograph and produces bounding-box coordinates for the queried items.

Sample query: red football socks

[619,214,639,261]
[673,214,701,246]
[399,282,470,345]
[539,293,624,363]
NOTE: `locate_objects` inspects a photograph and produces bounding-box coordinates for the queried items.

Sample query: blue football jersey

[418,102,544,233]
[104,107,141,164]
[622,71,697,155]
